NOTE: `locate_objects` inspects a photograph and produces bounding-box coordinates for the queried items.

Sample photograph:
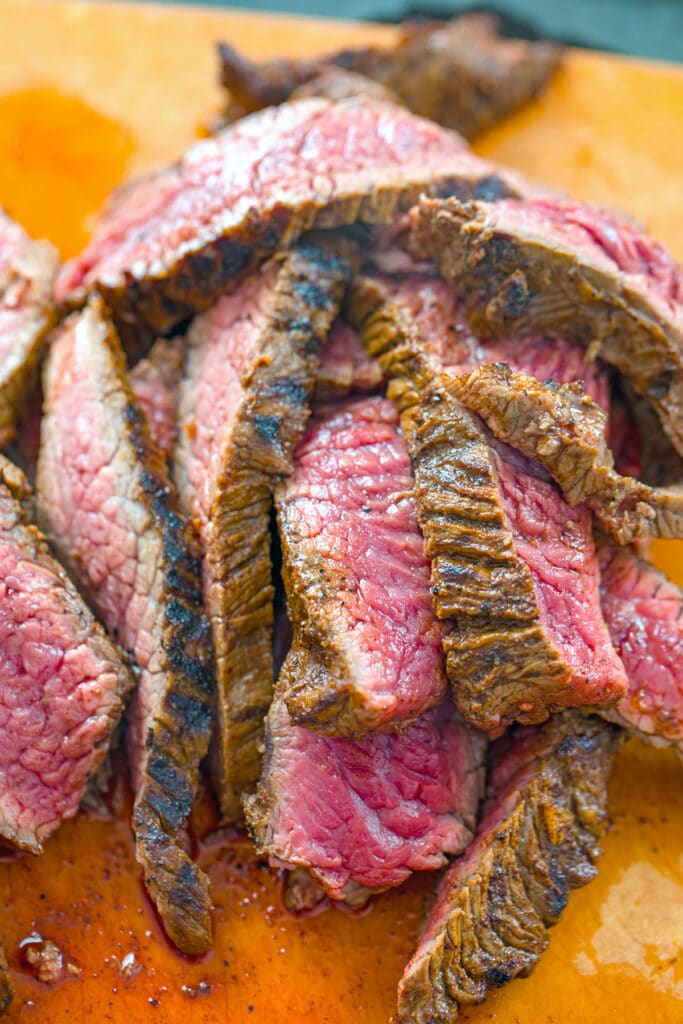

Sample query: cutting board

[0,2,682,1022]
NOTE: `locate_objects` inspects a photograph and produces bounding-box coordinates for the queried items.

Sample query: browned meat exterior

[290,67,400,106]
[0,947,10,1018]
[396,713,621,1024]
[0,453,134,853]
[57,98,525,346]
[129,336,185,459]
[449,362,683,544]
[349,279,628,734]
[218,13,561,138]
[410,196,683,455]
[0,210,58,446]
[315,320,383,399]
[175,241,352,823]
[37,301,214,955]
[621,381,683,486]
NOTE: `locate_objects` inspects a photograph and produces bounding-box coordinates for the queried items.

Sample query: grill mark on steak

[56,98,525,345]
[129,336,185,460]
[0,453,134,853]
[276,394,449,735]
[0,210,58,446]
[244,681,486,900]
[448,362,683,545]
[218,13,561,139]
[349,278,628,734]
[315,319,383,399]
[175,241,353,823]
[395,713,621,1024]
[410,195,683,455]
[37,301,214,955]
[598,545,683,755]
[0,947,10,1018]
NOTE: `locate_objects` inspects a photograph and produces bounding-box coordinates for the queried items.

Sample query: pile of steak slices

[0,16,682,1022]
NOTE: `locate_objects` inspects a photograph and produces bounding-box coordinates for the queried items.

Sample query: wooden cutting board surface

[0,2,682,1021]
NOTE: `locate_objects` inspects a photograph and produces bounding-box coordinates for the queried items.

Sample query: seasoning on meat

[175,241,353,823]
[37,300,214,955]
[396,713,622,1024]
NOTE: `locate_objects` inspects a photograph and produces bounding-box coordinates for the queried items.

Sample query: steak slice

[598,545,683,754]
[56,97,524,344]
[129,336,184,459]
[0,210,58,445]
[37,301,214,955]
[315,319,383,398]
[244,683,486,901]
[0,453,133,853]
[218,13,561,138]
[175,242,352,823]
[411,195,683,455]
[276,395,448,735]
[349,280,628,734]
[448,362,683,544]
[396,713,621,1024]
[0,948,10,1018]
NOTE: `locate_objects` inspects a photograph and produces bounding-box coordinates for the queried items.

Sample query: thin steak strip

[315,319,383,399]
[57,97,524,343]
[129,336,185,460]
[598,545,683,755]
[396,713,621,1024]
[175,242,352,823]
[219,13,560,138]
[410,195,683,455]
[448,362,683,544]
[244,686,485,902]
[276,395,448,735]
[0,454,133,852]
[349,280,628,734]
[0,210,58,445]
[37,301,214,955]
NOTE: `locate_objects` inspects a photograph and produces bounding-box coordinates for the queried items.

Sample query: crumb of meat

[22,938,64,984]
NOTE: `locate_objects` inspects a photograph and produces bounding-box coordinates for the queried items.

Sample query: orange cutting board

[0,2,682,1022]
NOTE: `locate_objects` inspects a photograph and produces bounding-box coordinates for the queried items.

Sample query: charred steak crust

[0,211,59,445]
[218,13,561,139]
[348,279,627,734]
[396,713,622,1024]
[57,98,523,345]
[176,240,354,824]
[410,196,683,455]
[37,301,214,955]
[448,362,683,545]
[0,452,134,853]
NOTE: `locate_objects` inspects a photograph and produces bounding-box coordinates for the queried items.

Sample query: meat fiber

[56,98,525,344]
[411,195,683,455]
[315,319,383,398]
[129,336,185,459]
[396,713,621,1024]
[0,453,133,853]
[349,278,628,734]
[599,545,683,754]
[448,362,683,544]
[0,210,58,445]
[218,13,561,138]
[244,686,486,901]
[175,242,352,823]
[276,395,448,735]
[37,301,214,955]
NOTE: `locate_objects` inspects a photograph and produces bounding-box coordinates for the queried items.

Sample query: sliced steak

[56,97,525,344]
[396,713,621,1024]
[175,242,352,823]
[599,545,683,754]
[37,301,214,955]
[315,319,383,398]
[0,210,58,445]
[448,362,683,544]
[0,453,133,853]
[609,392,643,479]
[129,336,184,459]
[0,948,10,1018]
[218,13,561,138]
[244,684,486,901]
[349,280,628,734]
[411,195,683,455]
[276,395,448,735]
[290,67,400,106]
